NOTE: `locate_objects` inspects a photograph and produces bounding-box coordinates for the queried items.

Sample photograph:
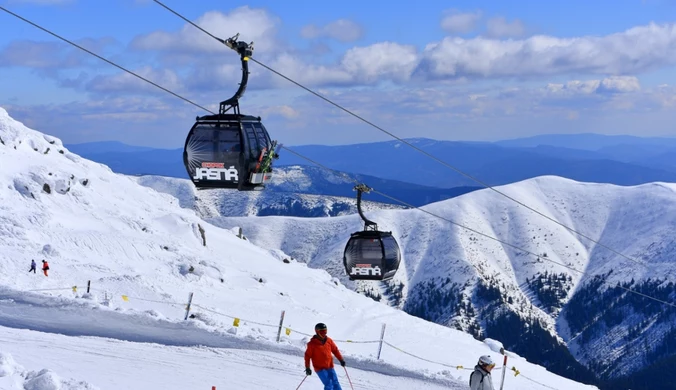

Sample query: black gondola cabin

[343,184,402,281]
[184,114,274,191]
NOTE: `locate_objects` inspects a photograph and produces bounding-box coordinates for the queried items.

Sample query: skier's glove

[339,360,346,367]
[305,367,312,376]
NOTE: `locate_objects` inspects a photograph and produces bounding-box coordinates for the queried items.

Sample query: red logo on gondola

[202,162,225,168]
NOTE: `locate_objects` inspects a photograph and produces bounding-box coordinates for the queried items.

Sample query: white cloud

[441,10,482,34]
[599,76,642,93]
[301,19,364,42]
[86,66,183,94]
[8,7,676,96]
[130,7,281,55]
[182,63,242,92]
[421,23,676,79]
[263,42,418,87]
[267,53,352,87]
[2,96,192,147]
[262,105,300,119]
[485,17,526,38]
[125,7,676,88]
[546,76,641,95]
[0,40,96,68]
[292,77,666,124]
[340,42,419,83]
[8,79,676,146]
[271,80,676,144]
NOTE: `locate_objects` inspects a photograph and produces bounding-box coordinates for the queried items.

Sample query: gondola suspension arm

[354,184,378,231]
[219,33,254,115]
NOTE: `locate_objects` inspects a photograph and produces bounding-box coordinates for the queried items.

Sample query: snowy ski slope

[0,108,600,390]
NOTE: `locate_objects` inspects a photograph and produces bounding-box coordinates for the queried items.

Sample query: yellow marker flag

[121,295,129,302]
[233,318,240,327]
[456,365,464,370]
[512,367,520,376]
[72,286,77,292]
[285,328,291,336]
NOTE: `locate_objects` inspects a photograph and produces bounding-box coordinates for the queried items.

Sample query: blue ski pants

[316,368,342,390]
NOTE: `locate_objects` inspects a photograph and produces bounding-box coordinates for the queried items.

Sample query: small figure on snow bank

[29,259,36,274]
[470,355,495,390]
[41,260,49,277]
[304,322,345,390]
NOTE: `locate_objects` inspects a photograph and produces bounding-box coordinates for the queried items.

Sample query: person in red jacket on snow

[304,322,345,389]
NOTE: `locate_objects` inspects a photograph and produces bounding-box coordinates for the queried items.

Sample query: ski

[254,146,268,173]
[259,141,281,173]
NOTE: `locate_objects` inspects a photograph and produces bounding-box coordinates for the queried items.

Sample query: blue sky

[1,0,676,148]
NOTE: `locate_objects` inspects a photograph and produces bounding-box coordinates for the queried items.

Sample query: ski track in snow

[0,326,460,390]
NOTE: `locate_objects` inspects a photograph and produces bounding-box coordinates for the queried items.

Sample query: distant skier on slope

[29,259,36,274]
[41,260,49,277]
[304,322,345,390]
[470,355,496,390]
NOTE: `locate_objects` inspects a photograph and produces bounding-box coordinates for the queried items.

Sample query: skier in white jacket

[469,355,496,390]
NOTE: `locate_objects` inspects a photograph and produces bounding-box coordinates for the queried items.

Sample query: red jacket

[304,335,343,371]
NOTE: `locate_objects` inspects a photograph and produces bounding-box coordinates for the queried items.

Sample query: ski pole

[295,375,307,390]
[343,366,355,390]
[499,348,508,390]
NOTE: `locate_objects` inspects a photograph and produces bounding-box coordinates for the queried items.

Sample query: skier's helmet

[315,323,327,331]
[478,355,495,367]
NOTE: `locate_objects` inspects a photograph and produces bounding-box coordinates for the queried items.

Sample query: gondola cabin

[344,230,401,281]
[184,113,275,191]
[342,184,402,281]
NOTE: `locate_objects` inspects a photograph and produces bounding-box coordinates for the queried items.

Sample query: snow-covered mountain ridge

[0,108,597,389]
[132,173,405,218]
[206,172,676,388]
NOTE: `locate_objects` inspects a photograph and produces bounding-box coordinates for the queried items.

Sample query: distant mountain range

[64,141,481,207]
[494,133,676,150]
[66,132,676,204]
[209,175,676,389]
[276,136,676,187]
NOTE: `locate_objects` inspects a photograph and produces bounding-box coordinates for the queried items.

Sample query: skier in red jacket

[41,260,49,277]
[304,323,345,389]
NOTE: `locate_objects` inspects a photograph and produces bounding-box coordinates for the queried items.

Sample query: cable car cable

[1,5,673,308]
[148,0,651,271]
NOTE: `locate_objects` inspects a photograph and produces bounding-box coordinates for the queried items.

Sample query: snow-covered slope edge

[0,108,597,389]
[0,350,98,390]
[209,175,676,388]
